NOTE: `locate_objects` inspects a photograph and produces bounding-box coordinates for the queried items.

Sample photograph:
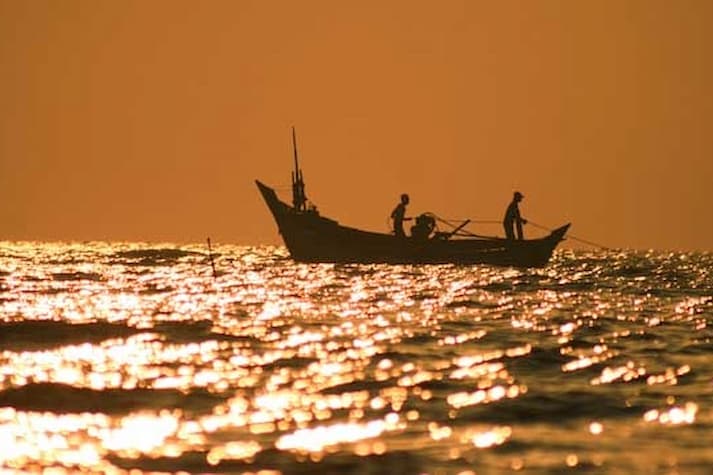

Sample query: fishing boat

[256,130,570,267]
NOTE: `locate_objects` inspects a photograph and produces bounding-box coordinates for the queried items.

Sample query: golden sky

[1,0,711,249]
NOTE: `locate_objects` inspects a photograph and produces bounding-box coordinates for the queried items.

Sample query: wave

[0,319,266,351]
[52,271,104,282]
[455,389,646,424]
[0,320,141,351]
[111,248,204,266]
[108,448,425,474]
[0,382,224,414]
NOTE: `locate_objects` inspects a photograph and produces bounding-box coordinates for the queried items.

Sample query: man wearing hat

[503,191,528,240]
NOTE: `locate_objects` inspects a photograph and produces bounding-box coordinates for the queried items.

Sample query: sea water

[0,242,712,474]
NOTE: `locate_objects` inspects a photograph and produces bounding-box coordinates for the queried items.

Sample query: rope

[387,211,609,249]
[435,214,610,249]
[431,214,500,240]
[527,221,610,250]
[434,216,500,226]
[468,220,501,225]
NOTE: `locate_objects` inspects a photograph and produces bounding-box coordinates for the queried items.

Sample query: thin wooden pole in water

[206,237,217,278]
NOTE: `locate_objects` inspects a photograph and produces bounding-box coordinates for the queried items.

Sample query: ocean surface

[0,242,712,474]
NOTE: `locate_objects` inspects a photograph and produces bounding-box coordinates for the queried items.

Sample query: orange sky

[1,0,711,249]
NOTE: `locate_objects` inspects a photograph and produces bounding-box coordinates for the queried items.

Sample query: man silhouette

[391,193,412,238]
[503,191,527,240]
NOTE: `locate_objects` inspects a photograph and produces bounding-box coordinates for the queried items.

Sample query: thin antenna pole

[292,126,299,179]
[291,126,305,211]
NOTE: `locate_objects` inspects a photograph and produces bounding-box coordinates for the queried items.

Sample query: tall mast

[291,126,306,211]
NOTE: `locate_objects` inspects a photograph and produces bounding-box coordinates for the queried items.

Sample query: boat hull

[256,180,569,267]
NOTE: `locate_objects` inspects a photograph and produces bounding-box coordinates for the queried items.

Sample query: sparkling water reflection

[0,243,712,473]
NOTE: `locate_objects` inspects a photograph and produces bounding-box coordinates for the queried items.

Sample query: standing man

[503,191,527,240]
[391,193,412,238]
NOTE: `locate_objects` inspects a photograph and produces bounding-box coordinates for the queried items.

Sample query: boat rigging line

[396,212,608,249]
[527,221,610,250]
[429,214,500,239]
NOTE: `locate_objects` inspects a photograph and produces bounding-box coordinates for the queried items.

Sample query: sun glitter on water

[0,243,712,473]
